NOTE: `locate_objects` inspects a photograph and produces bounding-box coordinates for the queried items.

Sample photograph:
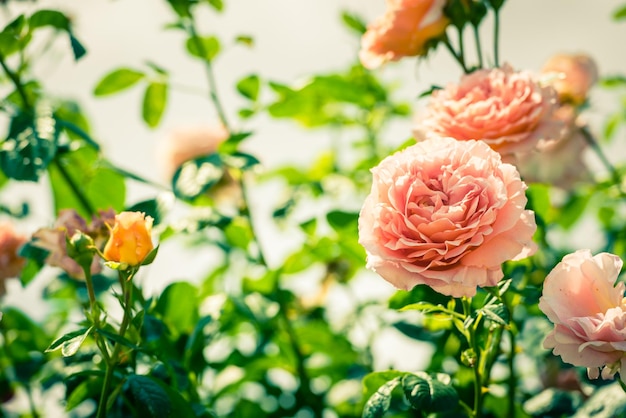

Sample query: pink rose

[359,0,449,69]
[511,105,590,190]
[0,222,27,295]
[539,250,626,382]
[358,137,537,297]
[414,64,564,155]
[157,125,229,180]
[542,53,598,106]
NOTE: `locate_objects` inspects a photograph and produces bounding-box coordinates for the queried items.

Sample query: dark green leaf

[172,153,224,200]
[326,210,358,231]
[402,373,459,413]
[125,375,195,418]
[236,74,260,101]
[0,110,58,181]
[93,68,144,96]
[221,151,259,171]
[185,35,220,61]
[341,11,367,34]
[69,32,87,60]
[142,81,168,128]
[388,285,450,310]
[29,10,69,30]
[362,376,402,418]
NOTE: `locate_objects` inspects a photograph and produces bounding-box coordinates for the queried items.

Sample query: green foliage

[142,81,168,127]
[94,68,145,96]
[613,4,626,21]
[186,35,221,61]
[236,74,261,101]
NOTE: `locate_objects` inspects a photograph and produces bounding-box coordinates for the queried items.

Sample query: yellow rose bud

[103,212,154,267]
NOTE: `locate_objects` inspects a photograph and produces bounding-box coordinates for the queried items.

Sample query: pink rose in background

[542,53,598,106]
[414,64,564,155]
[0,222,27,295]
[157,125,229,180]
[32,209,107,279]
[539,250,626,383]
[359,0,449,69]
[511,106,590,190]
[358,137,537,297]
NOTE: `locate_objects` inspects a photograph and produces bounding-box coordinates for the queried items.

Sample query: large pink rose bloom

[539,250,626,383]
[414,64,563,155]
[359,0,449,70]
[358,137,537,297]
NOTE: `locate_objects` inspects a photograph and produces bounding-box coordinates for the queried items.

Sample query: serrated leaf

[172,153,224,200]
[94,68,144,96]
[402,373,459,413]
[142,81,168,128]
[236,74,260,101]
[480,303,510,326]
[185,35,220,61]
[362,377,402,418]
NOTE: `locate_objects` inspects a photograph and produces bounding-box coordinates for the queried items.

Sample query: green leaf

[600,75,626,88]
[0,15,29,57]
[0,109,58,181]
[524,388,582,417]
[402,373,459,413]
[185,35,220,61]
[557,192,590,229]
[388,284,450,310]
[125,375,195,418]
[69,32,87,60]
[221,151,259,171]
[235,35,254,47]
[172,153,224,200]
[362,376,402,418]
[142,81,168,128]
[480,303,510,326]
[236,74,260,101]
[156,282,199,337]
[29,10,70,30]
[218,131,252,154]
[326,210,358,231]
[48,146,126,219]
[65,375,103,411]
[206,0,224,11]
[45,327,93,356]
[93,68,145,96]
[341,11,367,34]
[613,4,626,20]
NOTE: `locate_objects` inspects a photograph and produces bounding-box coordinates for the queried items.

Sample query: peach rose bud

[359,0,449,69]
[542,53,598,106]
[103,212,154,268]
[539,250,626,383]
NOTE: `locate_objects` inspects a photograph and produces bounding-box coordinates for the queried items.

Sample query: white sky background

[2,0,626,369]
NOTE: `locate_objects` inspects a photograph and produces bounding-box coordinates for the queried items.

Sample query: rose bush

[358,136,537,297]
[359,0,449,69]
[413,64,564,155]
[539,249,626,382]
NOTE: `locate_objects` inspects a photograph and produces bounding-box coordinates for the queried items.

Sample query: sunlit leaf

[341,11,367,34]
[142,81,168,128]
[236,74,260,101]
[185,35,220,61]
[94,68,144,96]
